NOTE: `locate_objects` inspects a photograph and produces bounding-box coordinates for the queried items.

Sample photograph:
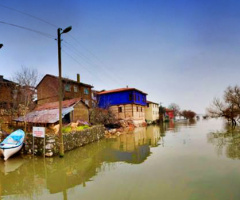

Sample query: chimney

[0,75,3,82]
[77,74,80,83]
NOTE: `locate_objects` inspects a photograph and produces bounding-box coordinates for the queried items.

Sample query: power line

[0,3,58,28]
[62,49,115,85]
[62,49,100,79]
[63,40,122,85]
[0,3,124,87]
[67,34,125,84]
[0,20,55,39]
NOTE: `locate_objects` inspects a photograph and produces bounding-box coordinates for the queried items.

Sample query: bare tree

[207,90,240,126]
[168,103,180,117]
[12,66,39,131]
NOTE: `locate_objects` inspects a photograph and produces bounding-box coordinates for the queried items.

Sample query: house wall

[37,75,92,107]
[110,104,145,123]
[72,102,89,122]
[0,82,16,106]
[0,81,18,123]
[166,111,174,119]
[145,103,159,122]
[63,82,92,107]
[37,75,59,105]
[98,90,147,108]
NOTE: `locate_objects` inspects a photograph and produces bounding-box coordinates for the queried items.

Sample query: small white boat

[0,129,25,161]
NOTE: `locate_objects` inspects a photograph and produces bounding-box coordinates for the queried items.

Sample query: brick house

[0,75,19,123]
[36,74,93,107]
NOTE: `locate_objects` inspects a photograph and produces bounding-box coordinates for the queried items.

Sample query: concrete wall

[145,103,159,122]
[22,125,105,157]
[72,102,89,122]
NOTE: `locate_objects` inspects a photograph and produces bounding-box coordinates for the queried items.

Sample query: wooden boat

[0,130,25,161]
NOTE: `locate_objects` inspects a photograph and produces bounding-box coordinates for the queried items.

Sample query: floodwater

[1,118,240,200]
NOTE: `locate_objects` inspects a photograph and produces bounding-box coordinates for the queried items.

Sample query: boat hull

[2,144,23,161]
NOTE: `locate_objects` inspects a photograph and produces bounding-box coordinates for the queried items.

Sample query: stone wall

[23,125,105,157]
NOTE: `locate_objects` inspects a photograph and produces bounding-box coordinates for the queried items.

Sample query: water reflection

[207,123,240,159]
[0,121,198,199]
[0,125,163,199]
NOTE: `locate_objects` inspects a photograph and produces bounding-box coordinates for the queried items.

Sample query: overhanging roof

[14,107,74,124]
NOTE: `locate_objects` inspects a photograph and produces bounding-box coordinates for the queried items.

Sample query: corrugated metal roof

[97,88,147,95]
[14,107,74,123]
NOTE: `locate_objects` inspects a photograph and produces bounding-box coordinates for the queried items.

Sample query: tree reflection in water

[208,123,240,159]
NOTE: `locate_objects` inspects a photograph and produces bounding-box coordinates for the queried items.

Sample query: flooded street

[1,118,240,200]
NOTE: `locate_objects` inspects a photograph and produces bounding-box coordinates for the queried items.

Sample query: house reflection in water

[103,126,161,164]
[0,126,162,200]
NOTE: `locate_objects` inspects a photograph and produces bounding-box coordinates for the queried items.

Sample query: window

[73,86,78,93]
[129,93,133,101]
[136,106,138,112]
[118,107,122,113]
[147,103,149,107]
[65,84,71,92]
[84,88,89,95]
[141,107,142,112]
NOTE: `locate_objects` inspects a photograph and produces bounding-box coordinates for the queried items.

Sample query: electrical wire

[62,49,100,79]
[0,20,55,39]
[0,3,58,28]
[0,3,124,87]
[62,40,122,85]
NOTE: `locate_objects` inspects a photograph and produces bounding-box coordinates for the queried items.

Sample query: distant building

[36,74,93,107]
[165,108,174,120]
[145,101,159,123]
[97,87,147,125]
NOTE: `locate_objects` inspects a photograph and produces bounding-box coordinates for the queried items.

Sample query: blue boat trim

[0,129,25,150]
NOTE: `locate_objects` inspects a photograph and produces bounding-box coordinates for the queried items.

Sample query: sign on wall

[33,127,45,138]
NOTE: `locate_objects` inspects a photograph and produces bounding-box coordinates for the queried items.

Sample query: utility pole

[57,26,72,157]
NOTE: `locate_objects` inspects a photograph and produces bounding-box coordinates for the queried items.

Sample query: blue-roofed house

[97,87,147,125]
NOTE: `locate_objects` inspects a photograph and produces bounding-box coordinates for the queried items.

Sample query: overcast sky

[1,0,240,114]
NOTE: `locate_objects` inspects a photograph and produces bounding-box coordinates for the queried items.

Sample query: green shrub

[62,126,72,133]
[76,125,89,131]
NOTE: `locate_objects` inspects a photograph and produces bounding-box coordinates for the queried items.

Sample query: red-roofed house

[97,87,147,125]
[165,109,174,120]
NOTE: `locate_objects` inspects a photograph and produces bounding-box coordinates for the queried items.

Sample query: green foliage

[62,126,72,133]
[76,125,89,131]
[62,125,90,133]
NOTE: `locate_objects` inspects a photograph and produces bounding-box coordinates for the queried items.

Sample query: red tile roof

[35,98,82,111]
[165,108,174,112]
[97,88,147,95]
